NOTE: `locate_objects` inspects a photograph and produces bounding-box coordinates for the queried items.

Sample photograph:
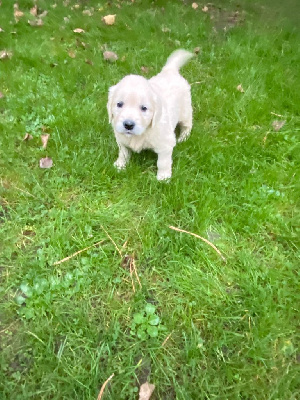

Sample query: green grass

[0,0,299,399]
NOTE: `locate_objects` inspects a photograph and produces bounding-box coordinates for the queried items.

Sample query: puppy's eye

[117,102,124,108]
[141,105,147,112]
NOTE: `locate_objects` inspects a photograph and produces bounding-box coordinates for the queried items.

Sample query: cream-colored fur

[107,49,193,180]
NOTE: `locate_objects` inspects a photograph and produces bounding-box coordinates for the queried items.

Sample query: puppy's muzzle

[123,120,135,131]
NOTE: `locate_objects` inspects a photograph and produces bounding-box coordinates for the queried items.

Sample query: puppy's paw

[157,171,172,181]
[177,130,191,143]
[114,159,127,170]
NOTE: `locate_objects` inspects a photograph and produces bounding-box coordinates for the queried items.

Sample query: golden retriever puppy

[107,49,193,180]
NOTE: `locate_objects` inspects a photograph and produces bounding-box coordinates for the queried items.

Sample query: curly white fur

[107,49,193,180]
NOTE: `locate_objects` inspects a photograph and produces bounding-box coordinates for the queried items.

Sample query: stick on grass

[101,225,122,257]
[97,373,114,400]
[169,226,226,262]
[53,240,105,266]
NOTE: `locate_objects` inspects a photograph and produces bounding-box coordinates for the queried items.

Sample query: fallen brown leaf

[39,10,48,18]
[103,51,118,62]
[41,134,50,149]
[30,5,37,17]
[202,5,209,12]
[102,14,116,25]
[23,133,33,141]
[82,9,93,16]
[0,50,13,60]
[139,382,155,400]
[14,3,24,22]
[272,120,286,131]
[39,157,53,169]
[194,46,201,54]
[76,39,87,48]
[192,3,198,9]
[236,84,244,93]
[28,18,43,26]
[68,50,76,58]
[85,59,93,65]
[141,66,149,74]
[73,28,85,33]
[0,28,4,32]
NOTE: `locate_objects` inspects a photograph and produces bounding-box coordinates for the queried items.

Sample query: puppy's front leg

[114,144,131,170]
[156,150,173,181]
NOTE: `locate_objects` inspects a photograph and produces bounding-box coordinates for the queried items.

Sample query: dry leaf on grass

[73,28,85,33]
[0,50,13,60]
[102,14,116,25]
[82,9,93,16]
[139,382,155,400]
[30,5,37,16]
[194,46,201,54]
[28,18,43,26]
[85,59,93,65]
[14,3,24,22]
[0,27,4,32]
[236,84,244,93]
[76,39,87,48]
[39,10,48,18]
[202,5,209,12]
[141,66,149,74]
[39,157,53,169]
[103,51,118,62]
[41,134,50,149]
[68,50,76,58]
[192,3,198,9]
[23,133,33,141]
[161,26,171,33]
[272,120,286,131]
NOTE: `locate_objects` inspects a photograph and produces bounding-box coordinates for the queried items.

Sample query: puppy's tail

[162,49,194,72]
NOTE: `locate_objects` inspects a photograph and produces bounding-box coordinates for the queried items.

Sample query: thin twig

[129,259,135,293]
[131,255,142,289]
[161,331,173,347]
[11,184,37,199]
[169,226,226,262]
[53,240,105,266]
[101,225,122,257]
[97,373,114,400]
[0,321,18,334]
[270,111,284,118]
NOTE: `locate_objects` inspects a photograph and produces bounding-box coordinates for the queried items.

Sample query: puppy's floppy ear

[150,86,163,129]
[107,85,117,124]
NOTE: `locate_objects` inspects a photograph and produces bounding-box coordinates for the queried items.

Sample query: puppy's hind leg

[178,96,193,143]
[114,144,131,170]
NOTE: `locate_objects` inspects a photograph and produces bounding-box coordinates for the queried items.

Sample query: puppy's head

[107,75,161,136]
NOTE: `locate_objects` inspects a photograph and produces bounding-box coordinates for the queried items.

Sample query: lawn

[0,0,299,399]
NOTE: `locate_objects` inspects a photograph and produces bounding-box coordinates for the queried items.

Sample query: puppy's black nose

[123,120,135,131]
